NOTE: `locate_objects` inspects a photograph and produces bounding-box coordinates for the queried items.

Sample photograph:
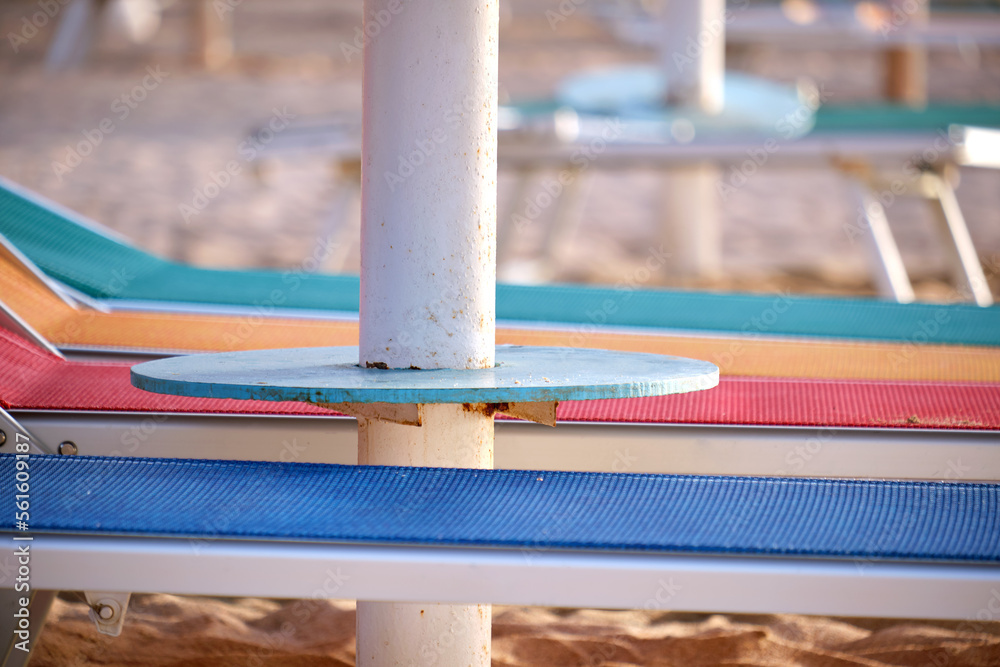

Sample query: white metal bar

[11,412,999,482]
[538,167,593,273]
[925,172,994,307]
[0,589,55,667]
[227,126,975,174]
[43,0,102,71]
[659,0,725,113]
[850,181,916,303]
[10,535,999,621]
[0,298,65,361]
[497,167,539,273]
[660,164,722,279]
[956,126,1000,170]
[0,232,79,311]
[497,133,967,170]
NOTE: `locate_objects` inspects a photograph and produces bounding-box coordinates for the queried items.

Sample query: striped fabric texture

[7,454,998,561]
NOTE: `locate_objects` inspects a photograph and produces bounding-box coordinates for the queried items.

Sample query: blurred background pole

[658,0,725,281]
[884,0,929,107]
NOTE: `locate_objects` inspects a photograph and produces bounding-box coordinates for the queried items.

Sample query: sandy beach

[31,594,1000,666]
[2,0,1000,664]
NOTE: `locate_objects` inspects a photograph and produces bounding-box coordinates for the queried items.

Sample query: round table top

[131,345,719,405]
[555,67,815,142]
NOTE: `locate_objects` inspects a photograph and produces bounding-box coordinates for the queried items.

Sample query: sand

[30,594,1000,666]
[3,0,1000,664]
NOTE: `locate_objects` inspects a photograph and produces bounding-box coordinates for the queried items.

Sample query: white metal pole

[359,0,497,372]
[659,0,725,114]
[658,0,725,279]
[357,0,499,664]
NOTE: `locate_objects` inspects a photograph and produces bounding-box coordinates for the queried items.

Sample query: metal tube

[357,0,499,664]
[659,0,726,114]
[658,0,725,279]
[359,0,498,372]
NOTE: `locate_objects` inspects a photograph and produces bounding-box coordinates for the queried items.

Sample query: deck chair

[239,99,1000,304]
[2,177,999,346]
[2,455,997,639]
[592,0,1000,105]
[4,250,1000,383]
[2,317,998,478]
[2,297,998,659]
[497,103,1000,305]
[1,321,997,656]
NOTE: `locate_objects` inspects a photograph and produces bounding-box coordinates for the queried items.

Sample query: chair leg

[497,167,539,273]
[659,163,722,280]
[537,167,592,270]
[850,180,915,303]
[197,0,234,70]
[44,0,106,71]
[883,0,929,107]
[318,161,362,273]
[1,589,57,667]
[83,591,131,637]
[924,172,994,307]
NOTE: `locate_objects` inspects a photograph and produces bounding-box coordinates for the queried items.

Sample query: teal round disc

[556,66,814,140]
[131,345,718,405]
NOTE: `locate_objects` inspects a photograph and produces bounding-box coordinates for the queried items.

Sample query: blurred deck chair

[2,176,999,346]
[45,0,232,71]
[499,102,999,306]
[237,103,1000,306]
[591,0,1000,106]
[1,317,998,659]
[4,235,1000,368]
